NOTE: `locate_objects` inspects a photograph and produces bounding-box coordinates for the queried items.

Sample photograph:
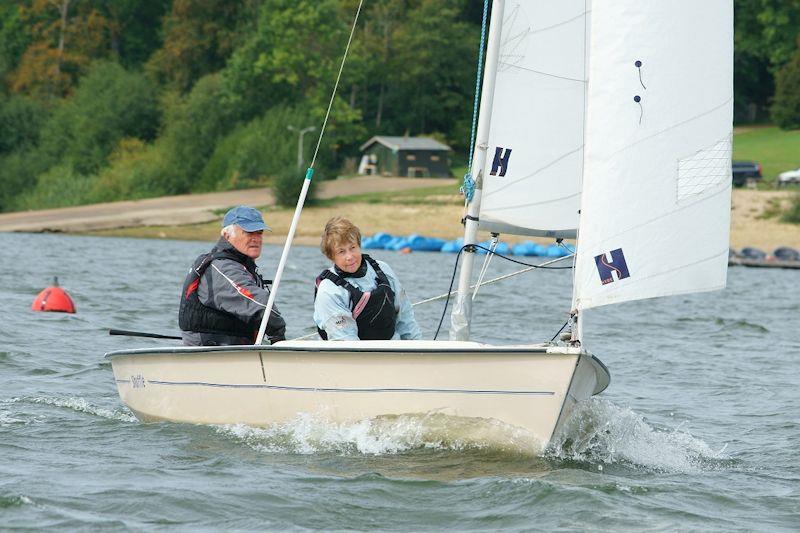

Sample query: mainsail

[478,0,590,238]
[573,1,733,310]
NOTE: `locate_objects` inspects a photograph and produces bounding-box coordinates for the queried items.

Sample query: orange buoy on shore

[31,277,76,313]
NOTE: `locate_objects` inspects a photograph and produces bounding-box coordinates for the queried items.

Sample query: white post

[449,0,505,341]
[255,168,314,345]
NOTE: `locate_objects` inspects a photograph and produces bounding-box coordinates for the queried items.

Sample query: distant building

[358,136,452,178]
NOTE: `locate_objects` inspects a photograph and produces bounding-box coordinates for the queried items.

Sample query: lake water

[1,232,798,530]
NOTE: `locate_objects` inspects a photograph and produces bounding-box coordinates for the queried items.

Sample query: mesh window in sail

[676,136,732,203]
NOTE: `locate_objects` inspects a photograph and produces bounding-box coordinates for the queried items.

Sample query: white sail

[478,0,590,238]
[574,1,733,310]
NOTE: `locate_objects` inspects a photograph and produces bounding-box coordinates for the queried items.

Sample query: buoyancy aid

[178,245,266,339]
[315,254,397,340]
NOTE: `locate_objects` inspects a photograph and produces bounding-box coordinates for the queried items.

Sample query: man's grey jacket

[179,237,286,346]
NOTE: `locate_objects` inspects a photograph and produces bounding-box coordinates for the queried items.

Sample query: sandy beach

[0,179,797,251]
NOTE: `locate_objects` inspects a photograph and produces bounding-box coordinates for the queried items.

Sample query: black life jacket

[178,245,266,341]
[315,255,397,340]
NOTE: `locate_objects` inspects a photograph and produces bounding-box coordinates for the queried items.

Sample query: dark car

[732,160,762,187]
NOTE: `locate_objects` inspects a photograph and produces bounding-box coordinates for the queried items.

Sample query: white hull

[107,340,609,449]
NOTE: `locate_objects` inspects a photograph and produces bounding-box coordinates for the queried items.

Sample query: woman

[313,217,421,340]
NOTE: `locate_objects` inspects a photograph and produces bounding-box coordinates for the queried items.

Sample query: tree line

[0,0,798,213]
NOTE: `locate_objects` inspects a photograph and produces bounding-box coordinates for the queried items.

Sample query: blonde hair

[320,217,361,259]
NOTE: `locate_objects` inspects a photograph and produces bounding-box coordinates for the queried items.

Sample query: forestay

[573,1,733,310]
[478,0,590,238]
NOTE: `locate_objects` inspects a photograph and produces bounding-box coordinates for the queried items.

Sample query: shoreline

[1,187,798,252]
[58,189,800,252]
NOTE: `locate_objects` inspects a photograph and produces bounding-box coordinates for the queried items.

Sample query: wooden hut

[358,136,452,178]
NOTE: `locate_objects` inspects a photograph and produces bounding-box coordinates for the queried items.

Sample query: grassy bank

[78,129,800,249]
[733,126,800,185]
[85,186,800,251]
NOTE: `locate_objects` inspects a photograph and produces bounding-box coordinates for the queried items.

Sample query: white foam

[1,398,39,425]
[548,398,729,473]
[0,412,26,426]
[216,411,546,456]
[26,396,137,423]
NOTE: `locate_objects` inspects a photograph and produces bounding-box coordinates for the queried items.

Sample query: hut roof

[359,136,452,152]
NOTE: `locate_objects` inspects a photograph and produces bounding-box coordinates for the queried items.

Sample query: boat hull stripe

[116,379,554,395]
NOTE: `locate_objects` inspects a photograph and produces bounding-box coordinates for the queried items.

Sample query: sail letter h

[594,248,630,285]
[490,147,512,177]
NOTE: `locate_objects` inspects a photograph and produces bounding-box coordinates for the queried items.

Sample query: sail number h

[594,248,631,285]
[490,147,512,177]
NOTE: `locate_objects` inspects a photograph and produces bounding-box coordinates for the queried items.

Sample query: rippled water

[1,232,798,530]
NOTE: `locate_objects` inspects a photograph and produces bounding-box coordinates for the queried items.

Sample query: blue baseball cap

[222,206,271,232]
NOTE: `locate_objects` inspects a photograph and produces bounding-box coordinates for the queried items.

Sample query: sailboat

[106,0,733,450]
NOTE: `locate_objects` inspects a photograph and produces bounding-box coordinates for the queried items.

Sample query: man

[179,205,286,346]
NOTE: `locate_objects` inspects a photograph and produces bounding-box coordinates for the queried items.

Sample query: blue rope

[460,0,489,203]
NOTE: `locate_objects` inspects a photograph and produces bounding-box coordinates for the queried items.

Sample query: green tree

[0,148,53,211]
[755,0,800,67]
[146,0,257,92]
[0,93,48,154]
[733,0,800,122]
[39,60,159,174]
[156,73,240,193]
[734,0,772,121]
[387,0,477,146]
[11,161,95,210]
[222,0,352,120]
[96,0,169,69]
[348,0,406,130]
[11,0,116,97]
[88,138,172,202]
[199,104,318,189]
[771,38,800,129]
[0,3,30,86]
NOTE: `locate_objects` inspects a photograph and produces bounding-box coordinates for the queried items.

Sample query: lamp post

[287,125,316,171]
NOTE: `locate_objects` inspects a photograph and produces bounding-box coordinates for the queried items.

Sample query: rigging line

[433,245,468,340]
[307,0,364,170]
[433,244,573,340]
[549,318,570,342]
[461,0,489,207]
[468,244,574,270]
[466,0,489,173]
[472,236,498,301]
[416,252,574,306]
[255,0,363,345]
[291,251,575,342]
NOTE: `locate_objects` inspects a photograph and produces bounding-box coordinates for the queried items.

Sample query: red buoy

[31,277,76,313]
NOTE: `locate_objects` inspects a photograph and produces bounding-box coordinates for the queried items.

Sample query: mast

[449,0,505,341]
[569,0,592,346]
